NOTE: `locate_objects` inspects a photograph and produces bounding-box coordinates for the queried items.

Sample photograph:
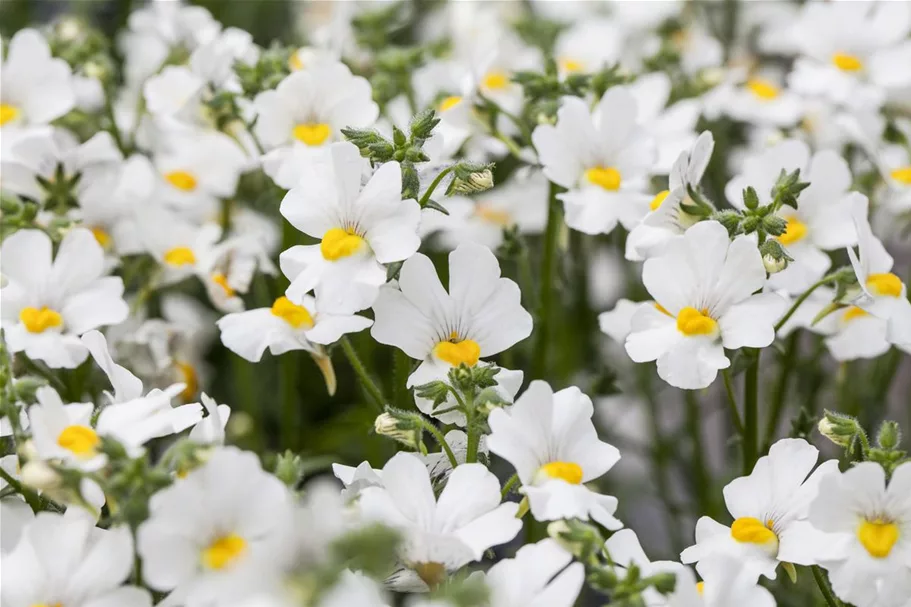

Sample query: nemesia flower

[606,529,691,607]
[809,462,911,607]
[0,512,151,607]
[846,197,911,350]
[599,299,654,344]
[723,70,804,128]
[138,207,222,285]
[370,242,533,387]
[667,556,775,607]
[725,139,858,294]
[532,87,657,235]
[482,539,585,607]
[0,229,129,368]
[552,19,622,77]
[255,62,378,186]
[189,393,231,445]
[0,29,75,131]
[217,294,372,361]
[681,438,838,579]
[487,381,622,529]
[627,72,700,173]
[626,131,714,261]
[357,451,522,588]
[137,447,296,606]
[279,142,421,314]
[624,221,786,390]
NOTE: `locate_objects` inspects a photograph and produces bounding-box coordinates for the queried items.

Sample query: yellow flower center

[211,272,235,297]
[288,51,304,71]
[696,582,705,596]
[91,226,112,248]
[57,425,100,458]
[476,204,511,226]
[164,170,198,192]
[650,190,670,211]
[654,302,672,316]
[559,58,583,73]
[271,296,314,329]
[676,307,717,336]
[867,272,902,298]
[842,306,870,323]
[832,52,863,72]
[777,216,808,246]
[438,96,463,112]
[292,122,331,146]
[0,103,20,126]
[857,519,899,558]
[320,227,365,261]
[433,333,481,367]
[163,246,196,266]
[585,166,622,191]
[890,167,911,185]
[482,70,510,91]
[538,461,584,485]
[731,517,779,546]
[175,361,198,401]
[746,78,780,100]
[20,307,64,334]
[202,533,247,570]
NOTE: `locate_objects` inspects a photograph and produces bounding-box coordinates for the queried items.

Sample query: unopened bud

[20,460,61,492]
[274,450,305,487]
[760,239,792,274]
[374,410,421,449]
[876,420,901,451]
[818,410,860,448]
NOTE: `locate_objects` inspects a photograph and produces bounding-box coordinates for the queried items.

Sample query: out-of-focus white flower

[810,462,911,607]
[189,393,231,445]
[357,452,521,589]
[218,294,371,361]
[1,229,129,368]
[681,438,838,579]
[721,70,804,128]
[487,381,622,529]
[627,72,700,173]
[153,131,247,212]
[279,142,420,314]
[0,512,150,607]
[370,243,532,387]
[137,447,297,606]
[667,556,775,607]
[532,88,656,235]
[725,139,859,294]
[606,529,691,607]
[0,29,75,131]
[483,539,584,607]
[624,221,786,390]
[553,19,623,76]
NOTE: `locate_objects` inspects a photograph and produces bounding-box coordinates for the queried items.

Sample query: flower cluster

[2,2,911,607]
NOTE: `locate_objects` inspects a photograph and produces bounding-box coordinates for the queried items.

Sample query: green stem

[341,337,386,411]
[279,353,299,450]
[812,566,843,607]
[418,166,455,208]
[774,278,833,333]
[0,467,43,513]
[742,350,760,475]
[501,473,519,498]
[464,391,479,463]
[418,419,458,469]
[104,89,128,155]
[685,391,712,516]
[532,183,562,379]
[763,333,798,451]
[721,369,744,435]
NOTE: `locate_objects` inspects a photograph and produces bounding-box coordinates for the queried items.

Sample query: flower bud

[760,240,792,274]
[818,410,860,448]
[374,411,421,449]
[20,460,61,492]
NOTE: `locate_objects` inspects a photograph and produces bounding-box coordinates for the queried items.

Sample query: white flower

[723,70,804,128]
[1,128,122,207]
[484,539,584,607]
[255,62,378,185]
[788,2,911,109]
[137,447,296,606]
[599,298,654,344]
[810,461,911,607]
[553,19,623,76]
[137,207,222,284]
[189,393,231,445]
[846,196,911,350]
[0,29,75,130]
[532,88,657,235]
[681,438,838,579]
[627,72,701,174]
[218,294,372,361]
[487,381,622,529]
[0,229,129,368]
[420,170,549,251]
[725,139,858,293]
[0,512,150,607]
[370,242,533,387]
[624,221,786,390]
[626,131,714,261]
[667,556,775,607]
[357,452,522,588]
[26,386,100,470]
[606,529,690,607]
[279,142,421,314]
